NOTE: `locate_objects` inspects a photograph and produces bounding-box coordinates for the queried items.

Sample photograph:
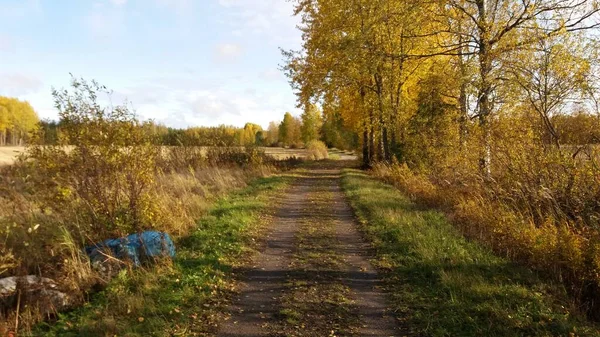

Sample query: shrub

[159,145,206,172]
[305,140,329,160]
[0,79,287,333]
[0,251,15,277]
[24,78,160,239]
[372,141,600,318]
[206,146,269,167]
[0,78,164,331]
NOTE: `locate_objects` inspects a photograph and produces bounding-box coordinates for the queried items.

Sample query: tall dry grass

[305,140,329,160]
[0,149,280,333]
[373,135,600,318]
[0,78,289,334]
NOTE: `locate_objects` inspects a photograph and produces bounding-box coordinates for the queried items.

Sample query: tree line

[283,0,600,168]
[0,96,39,146]
[281,0,600,317]
[35,103,357,149]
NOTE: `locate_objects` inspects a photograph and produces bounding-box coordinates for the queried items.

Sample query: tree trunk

[360,87,371,167]
[363,127,370,167]
[390,82,402,161]
[375,72,389,162]
[478,114,491,176]
[458,33,469,149]
[369,110,375,165]
[477,0,492,176]
[391,128,397,159]
[382,126,390,162]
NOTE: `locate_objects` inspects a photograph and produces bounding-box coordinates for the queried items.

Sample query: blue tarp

[85,231,176,267]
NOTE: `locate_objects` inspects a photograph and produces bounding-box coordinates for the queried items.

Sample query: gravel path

[217,163,398,336]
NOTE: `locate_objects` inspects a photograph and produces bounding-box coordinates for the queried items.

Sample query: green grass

[327,148,354,161]
[341,169,599,337]
[35,175,289,337]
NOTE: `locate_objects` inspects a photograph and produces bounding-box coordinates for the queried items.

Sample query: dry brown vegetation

[304,140,329,160]
[285,0,600,321]
[371,133,600,319]
[0,160,279,332]
[0,147,24,166]
[0,146,326,167]
[0,79,296,334]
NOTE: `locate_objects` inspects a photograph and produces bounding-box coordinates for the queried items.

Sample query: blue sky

[0,0,302,128]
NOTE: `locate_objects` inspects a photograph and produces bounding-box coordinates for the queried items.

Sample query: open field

[263,147,356,160]
[0,146,357,166]
[0,147,25,166]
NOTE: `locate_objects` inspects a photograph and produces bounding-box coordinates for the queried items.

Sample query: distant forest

[34,104,358,149]
[2,94,598,149]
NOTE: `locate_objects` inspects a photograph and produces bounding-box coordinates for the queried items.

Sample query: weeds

[342,169,600,336]
[34,175,288,336]
[0,79,288,333]
[305,140,329,161]
[373,146,600,319]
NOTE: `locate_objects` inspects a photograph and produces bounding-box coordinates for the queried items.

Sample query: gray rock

[0,276,75,315]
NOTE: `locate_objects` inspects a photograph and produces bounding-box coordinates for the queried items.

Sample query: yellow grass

[0,146,357,166]
[0,146,25,166]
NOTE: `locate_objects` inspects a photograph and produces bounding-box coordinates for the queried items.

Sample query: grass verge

[34,175,289,337]
[341,169,600,336]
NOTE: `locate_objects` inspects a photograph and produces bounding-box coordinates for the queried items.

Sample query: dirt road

[218,163,398,336]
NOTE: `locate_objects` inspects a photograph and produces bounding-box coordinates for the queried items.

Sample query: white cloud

[189,91,230,115]
[213,43,243,63]
[109,0,127,6]
[135,104,169,121]
[0,73,43,96]
[85,3,125,39]
[179,87,298,128]
[113,76,299,128]
[0,0,42,19]
[22,75,300,128]
[216,0,301,48]
[0,34,13,52]
[260,68,284,81]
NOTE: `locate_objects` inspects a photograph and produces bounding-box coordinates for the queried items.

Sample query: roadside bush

[0,81,262,332]
[159,145,206,172]
[24,78,160,239]
[374,125,600,317]
[306,140,329,160]
[206,146,268,167]
[0,78,290,333]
